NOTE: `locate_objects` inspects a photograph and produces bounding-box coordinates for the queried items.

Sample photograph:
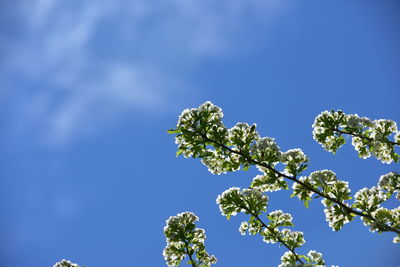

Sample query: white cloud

[1,0,288,144]
[42,63,177,143]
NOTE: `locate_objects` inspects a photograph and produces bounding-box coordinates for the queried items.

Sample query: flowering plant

[164,102,399,266]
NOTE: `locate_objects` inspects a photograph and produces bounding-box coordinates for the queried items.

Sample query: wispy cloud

[1,0,287,144]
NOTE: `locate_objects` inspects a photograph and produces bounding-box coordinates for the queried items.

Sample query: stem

[333,128,400,146]
[240,200,305,265]
[200,133,400,235]
[255,213,305,265]
[184,241,197,267]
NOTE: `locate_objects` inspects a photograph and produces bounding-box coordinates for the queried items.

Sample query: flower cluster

[53,260,80,267]
[292,170,350,203]
[280,148,309,176]
[261,211,303,247]
[306,250,326,266]
[390,207,400,243]
[323,204,353,232]
[201,150,240,175]
[267,210,294,228]
[171,101,228,160]
[312,110,347,152]
[216,187,268,218]
[291,170,353,231]
[279,229,305,248]
[395,131,400,143]
[378,172,400,200]
[241,219,264,236]
[170,102,262,175]
[217,189,309,257]
[353,187,387,213]
[313,110,399,163]
[239,221,250,235]
[239,217,296,238]
[250,137,281,164]
[352,185,400,237]
[170,102,313,177]
[163,212,217,267]
[250,148,309,193]
[347,172,400,240]
[279,250,328,267]
[217,190,305,253]
[229,122,259,155]
[366,207,400,235]
[251,166,288,192]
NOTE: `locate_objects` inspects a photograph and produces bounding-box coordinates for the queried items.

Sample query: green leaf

[299,255,310,261]
[167,128,181,134]
[298,164,308,173]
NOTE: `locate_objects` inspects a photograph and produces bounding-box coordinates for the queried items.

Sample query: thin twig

[184,241,197,267]
[240,200,305,265]
[255,213,304,265]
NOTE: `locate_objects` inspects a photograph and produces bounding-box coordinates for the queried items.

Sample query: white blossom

[268,210,293,227]
[239,222,249,235]
[216,187,269,217]
[354,186,387,211]
[307,250,325,265]
[228,122,259,146]
[250,137,281,163]
[395,131,400,143]
[278,251,299,267]
[378,172,400,193]
[323,205,351,231]
[163,212,217,267]
[312,110,346,152]
[53,260,80,267]
[252,173,287,192]
[280,149,308,164]
[281,228,305,248]
[351,136,370,159]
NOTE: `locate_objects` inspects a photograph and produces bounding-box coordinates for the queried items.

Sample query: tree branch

[200,133,400,235]
[333,128,400,146]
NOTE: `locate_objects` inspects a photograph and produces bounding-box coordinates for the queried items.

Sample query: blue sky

[1,0,399,266]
